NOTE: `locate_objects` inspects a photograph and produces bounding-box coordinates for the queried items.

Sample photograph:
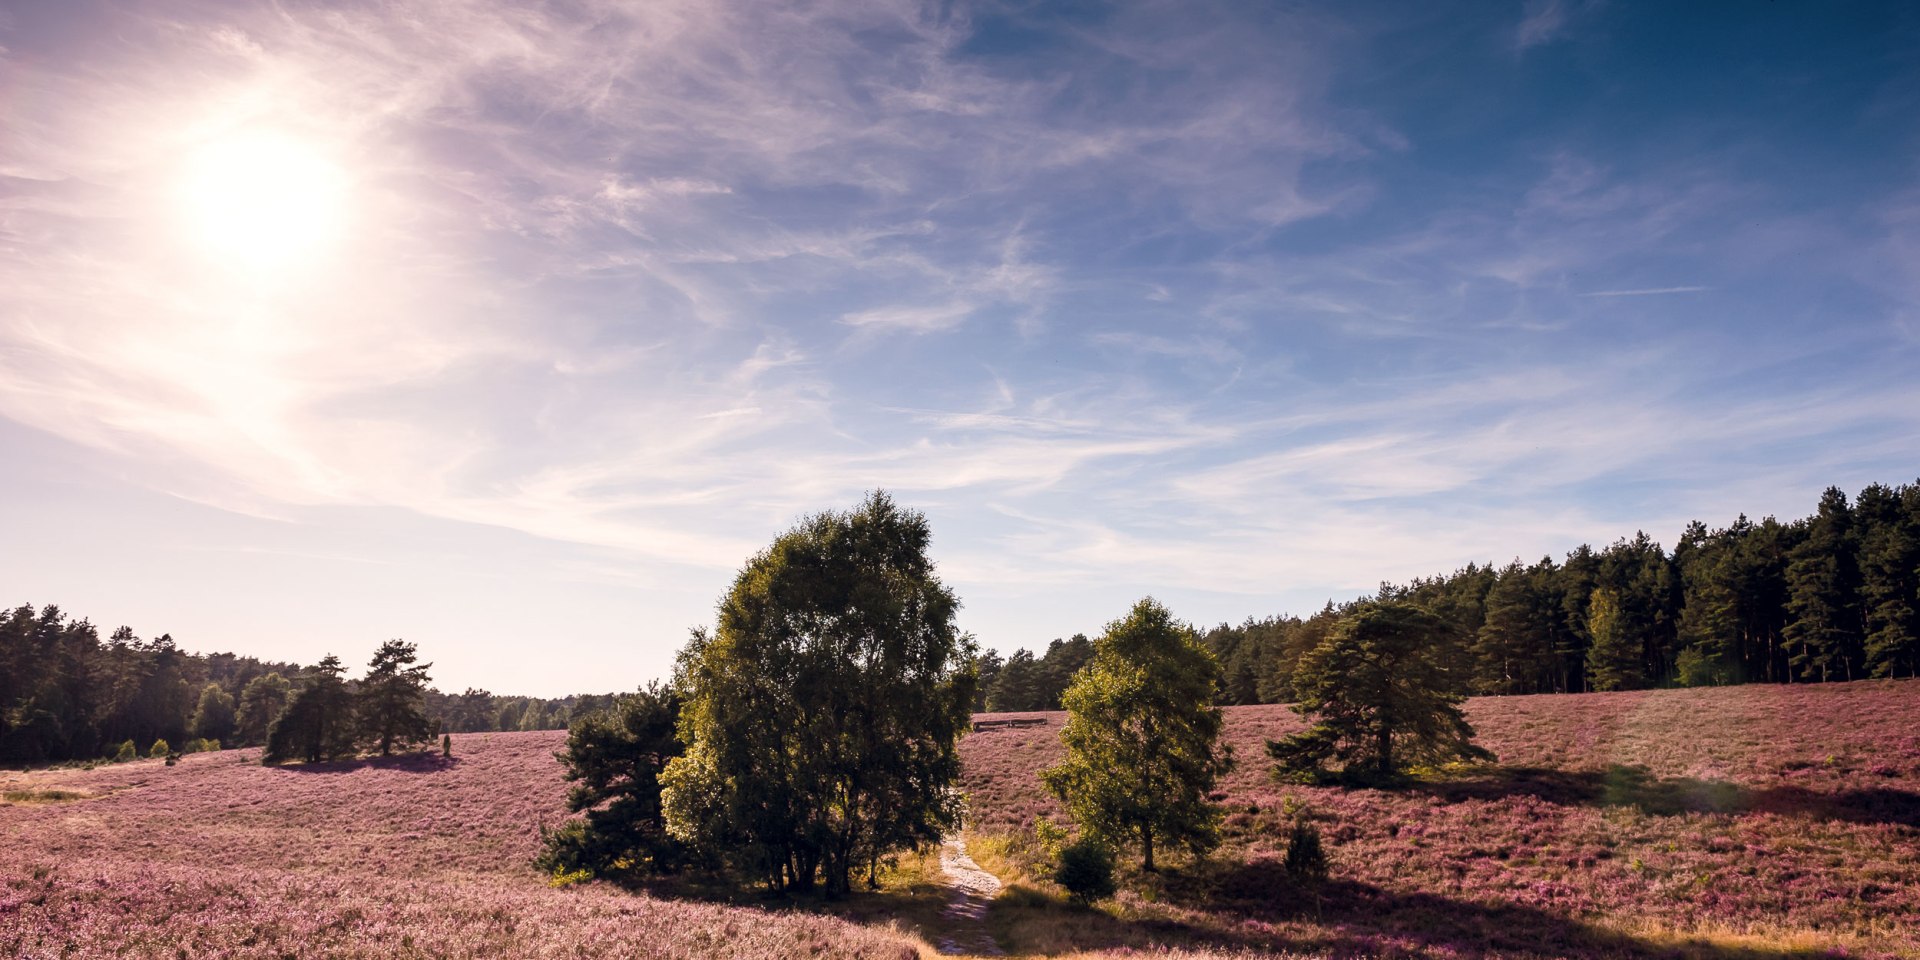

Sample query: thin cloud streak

[1579,286,1712,298]
[0,1,1916,688]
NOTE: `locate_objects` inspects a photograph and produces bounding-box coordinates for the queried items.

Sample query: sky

[2,1,1918,697]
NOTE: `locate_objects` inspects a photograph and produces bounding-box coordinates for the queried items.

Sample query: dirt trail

[934,837,1004,956]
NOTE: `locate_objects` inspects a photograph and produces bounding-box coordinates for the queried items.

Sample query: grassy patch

[3,788,92,803]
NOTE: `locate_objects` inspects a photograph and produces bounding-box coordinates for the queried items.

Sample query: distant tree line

[0,606,609,766]
[972,634,1093,712]
[1201,482,1920,703]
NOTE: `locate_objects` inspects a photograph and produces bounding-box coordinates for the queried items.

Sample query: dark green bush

[147,739,170,759]
[1285,822,1328,883]
[1052,837,1117,906]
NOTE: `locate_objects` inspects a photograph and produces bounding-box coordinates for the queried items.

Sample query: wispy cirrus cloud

[1,0,1915,691]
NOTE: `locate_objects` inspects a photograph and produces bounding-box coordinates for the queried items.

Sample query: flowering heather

[962,681,1920,959]
[0,733,918,959]
[5,684,1916,960]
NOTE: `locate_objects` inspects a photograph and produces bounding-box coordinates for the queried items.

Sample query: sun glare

[177,131,349,272]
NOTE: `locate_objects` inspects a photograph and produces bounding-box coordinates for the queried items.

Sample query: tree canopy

[1042,598,1232,872]
[358,640,433,756]
[542,682,687,879]
[265,654,357,764]
[660,491,976,896]
[1268,602,1493,783]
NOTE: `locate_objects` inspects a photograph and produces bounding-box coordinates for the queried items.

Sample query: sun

[177,131,350,272]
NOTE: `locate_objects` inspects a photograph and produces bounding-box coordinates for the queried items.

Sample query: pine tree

[357,640,433,755]
[1784,487,1864,681]
[1042,598,1232,872]
[264,655,355,764]
[1675,522,1739,686]
[1268,601,1492,783]
[986,649,1042,712]
[1474,560,1554,694]
[1858,482,1920,679]
[235,673,291,745]
[543,683,686,877]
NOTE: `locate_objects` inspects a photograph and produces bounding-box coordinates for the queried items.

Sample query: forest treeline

[980,482,1920,710]
[0,607,613,765]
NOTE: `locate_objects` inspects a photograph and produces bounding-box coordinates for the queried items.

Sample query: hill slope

[0,732,917,959]
[961,681,1920,958]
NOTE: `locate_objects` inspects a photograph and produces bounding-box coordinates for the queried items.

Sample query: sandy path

[935,837,1004,956]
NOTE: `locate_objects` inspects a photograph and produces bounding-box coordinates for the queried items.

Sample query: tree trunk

[1142,823,1155,873]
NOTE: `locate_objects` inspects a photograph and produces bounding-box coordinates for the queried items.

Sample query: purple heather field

[3,681,1917,959]
[965,682,1920,958]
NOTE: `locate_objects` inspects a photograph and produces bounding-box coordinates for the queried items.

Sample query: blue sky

[2,1,1917,695]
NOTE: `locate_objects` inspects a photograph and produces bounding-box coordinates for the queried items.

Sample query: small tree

[113,739,137,762]
[147,738,171,758]
[357,640,433,755]
[1285,822,1328,883]
[265,655,356,764]
[1268,602,1493,783]
[190,683,237,743]
[1053,838,1117,906]
[1042,598,1233,872]
[542,683,687,878]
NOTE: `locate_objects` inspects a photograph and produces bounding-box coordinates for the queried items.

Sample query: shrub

[113,740,137,763]
[1053,838,1118,907]
[442,734,452,758]
[1676,646,1732,687]
[147,739,171,759]
[535,819,598,878]
[1034,815,1070,858]
[1286,822,1328,884]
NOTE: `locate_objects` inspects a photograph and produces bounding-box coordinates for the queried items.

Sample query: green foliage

[543,683,687,879]
[236,672,292,747]
[1474,560,1558,695]
[660,491,976,896]
[112,739,137,762]
[1856,483,1920,679]
[1285,822,1328,884]
[1042,598,1232,872]
[1675,645,1732,687]
[1584,588,1642,692]
[1267,602,1493,784]
[357,640,433,756]
[1785,487,1865,682]
[147,739,170,758]
[264,655,356,764]
[1052,838,1117,906]
[984,635,1093,712]
[1033,815,1070,859]
[190,683,237,744]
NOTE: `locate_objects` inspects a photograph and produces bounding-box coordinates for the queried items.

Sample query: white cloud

[1515,0,1571,51]
[839,302,975,333]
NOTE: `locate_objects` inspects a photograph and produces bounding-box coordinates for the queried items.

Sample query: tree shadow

[1159,859,1844,960]
[1416,765,1920,829]
[275,752,459,774]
